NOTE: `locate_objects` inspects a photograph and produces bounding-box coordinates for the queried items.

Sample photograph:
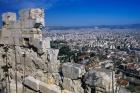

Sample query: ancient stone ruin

[0,8,116,93]
[0,8,48,53]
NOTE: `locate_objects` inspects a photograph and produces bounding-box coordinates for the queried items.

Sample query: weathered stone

[62,62,85,79]
[25,87,38,93]
[23,76,40,92]
[41,77,48,84]
[47,61,60,73]
[62,90,73,93]
[46,73,55,85]
[10,80,23,93]
[52,73,62,86]
[0,8,46,52]
[40,73,57,85]
[46,49,59,63]
[0,80,6,90]
[15,46,23,64]
[2,12,16,22]
[62,77,84,93]
[35,70,45,81]
[33,57,46,70]
[39,82,61,93]
[84,69,116,93]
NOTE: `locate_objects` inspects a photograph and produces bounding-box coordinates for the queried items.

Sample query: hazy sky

[0,0,140,26]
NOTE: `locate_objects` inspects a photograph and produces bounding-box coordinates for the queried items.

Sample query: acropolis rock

[0,8,118,93]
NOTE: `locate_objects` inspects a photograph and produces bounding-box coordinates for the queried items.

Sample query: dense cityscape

[0,0,140,93]
[46,27,140,93]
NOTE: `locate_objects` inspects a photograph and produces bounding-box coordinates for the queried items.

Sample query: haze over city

[0,0,140,26]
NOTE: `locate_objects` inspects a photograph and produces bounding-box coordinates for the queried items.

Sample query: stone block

[62,62,85,79]
[25,88,38,93]
[39,82,61,93]
[23,76,40,92]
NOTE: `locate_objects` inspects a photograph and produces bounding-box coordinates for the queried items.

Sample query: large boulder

[62,62,85,79]
[23,76,40,92]
[84,69,115,92]
[25,88,38,93]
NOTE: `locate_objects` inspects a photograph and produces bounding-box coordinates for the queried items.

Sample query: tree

[59,46,71,56]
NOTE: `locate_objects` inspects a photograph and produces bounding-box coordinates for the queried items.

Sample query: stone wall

[0,45,116,93]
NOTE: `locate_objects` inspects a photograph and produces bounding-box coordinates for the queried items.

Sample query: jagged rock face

[0,46,63,93]
[0,46,100,93]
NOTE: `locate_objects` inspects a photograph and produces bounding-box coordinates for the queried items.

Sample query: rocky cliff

[0,45,114,93]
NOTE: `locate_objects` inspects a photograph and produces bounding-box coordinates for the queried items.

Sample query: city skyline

[0,0,140,26]
[0,2,140,93]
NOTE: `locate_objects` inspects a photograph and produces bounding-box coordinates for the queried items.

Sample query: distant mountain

[43,24,140,31]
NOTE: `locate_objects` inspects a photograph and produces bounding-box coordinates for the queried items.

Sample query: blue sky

[0,0,140,26]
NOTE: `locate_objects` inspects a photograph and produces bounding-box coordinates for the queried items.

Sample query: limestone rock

[33,57,46,70]
[25,87,38,93]
[23,76,40,92]
[10,80,23,93]
[46,49,59,63]
[84,69,115,92]
[52,73,62,86]
[47,61,60,73]
[62,77,84,93]
[0,80,6,90]
[62,90,73,93]
[46,73,55,85]
[39,82,61,93]
[41,73,61,86]
[62,62,85,79]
